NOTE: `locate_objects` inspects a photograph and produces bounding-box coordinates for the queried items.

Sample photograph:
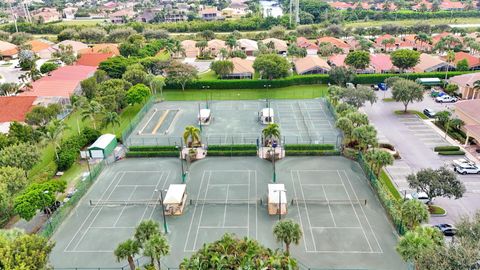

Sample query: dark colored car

[423,108,436,118]
[434,223,457,236]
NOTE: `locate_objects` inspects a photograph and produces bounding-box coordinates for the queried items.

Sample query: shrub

[128,145,177,152]
[433,146,460,152]
[284,144,335,150]
[39,62,58,74]
[285,150,340,156]
[57,149,78,171]
[208,145,256,151]
[82,128,102,144]
[126,151,178,157]
[438,151,465,156]
[207,150,257,156]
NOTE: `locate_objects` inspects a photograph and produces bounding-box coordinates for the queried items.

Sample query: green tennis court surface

[50,156,406,269]
[126,99,341,147]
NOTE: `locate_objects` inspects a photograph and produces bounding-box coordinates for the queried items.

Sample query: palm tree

[365,149,394,176]
[262,123,280,142]
[150,76,166,97]
[143,233,170,270]
[381,38,395,51]
[71,95,88,134]
[273,219,302,255]
[134,220,161,246]
[102,111,120,134]
[114,239,140,270]
[444,50,455,83]
[219,48,228,60]
[226,35,238,52]
[183,126,201,147]
[414,32,432,51]
[195,40,208,57]
[42,119,68,161]
[0,83,19,96]
[27,66,41,81]
[396,226,444,268]
[400,199,429,230]
[81,100,104,129]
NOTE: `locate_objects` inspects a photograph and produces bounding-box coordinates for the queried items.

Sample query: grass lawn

[198,70,217,80]
[429,205,446,215]
[382,98,395,102]
[394,110,429,120]
[163,84,328,101]
[345,17,480,28]
[52,19,105,26]
[379,169,402,200]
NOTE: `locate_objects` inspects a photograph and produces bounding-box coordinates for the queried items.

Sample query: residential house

[403,34,433,52]
[352,2,371,9]
[27,39,55,59]
[63,7,78,19]
[78,44,120,55]
[181,40,198,58]
[53,40,89,56]
[199,7,222,21]
[448,72,480,99]
[411,0,433,10]
[450,52,480,70]
[327,54,347,68]
[137,8,158,23]
[370,54,398,73]
[317,37,351,54]
[76,53,115,67]
[328,1,354,10]
[222,1,249,18]
[294,56,331,75]
[20,65,97,102]
[109,9,136,23]
[260,1,283,18]
[414,53,455,72]
[431,32,463,48]
[374,34,414,52]
[0,40,18,59]
[0,96,36,133]
[440,0,465,10]
[164,10,188,22]
[296,37,319,55]
[262,38,288,54]
[32,8,61,23]
[374,2,397,10]
[238,39,258,56]
[223,57,254,79]
[207,39,227,56]
[454,100,480,147]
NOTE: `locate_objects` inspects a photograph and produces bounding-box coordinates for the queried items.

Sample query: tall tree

[345,50,371,70]
[165,62,198,91]
[183,126,201,147]
[338,85,377,108]
[400,199,429,230]
[143,233,170,270]
[125,84,151,105]
[134,220,161,247]
[81,100,104,129]
[352,125,377,152]
[328,66,356,86]
[390,49,421,72]
[444,50,455,82]
[365,149,394,176]
[396,226,444,267]
[391,78,424,112]
[114,239,140,270]
[42,119,69,161]
[210,60,234,78]
[0,143,40,173]
[253,54,290,80]
[52,44,76,65]
[273,219,303,255]
[150,76,166,97]
[102,111,121,134]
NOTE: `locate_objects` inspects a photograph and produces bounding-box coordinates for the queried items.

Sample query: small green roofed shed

[88,134,117,159]
[415,78,442,86]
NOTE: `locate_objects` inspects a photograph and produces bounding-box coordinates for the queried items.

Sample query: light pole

[274,189,286,221]
[155,189,168,234]
[264,84,271,109]
[175,143,186,183]
[272,141,277,183]
[41,190,52,230]
[198,103,202,132]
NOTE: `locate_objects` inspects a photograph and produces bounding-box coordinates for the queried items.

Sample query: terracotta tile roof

[0,96,36,122]
[414,53,448,72]
[353,2,371,9]
[294,56,331,74]
[451,52,480,68]
[20,65,96,98]
[78,44,119,55]
[432,32,462,45]
[76,53,115,67]
[297,37,319,50]
[27,39,54,53]
[208,39,226,50]
[231,57,254,74]
[370,54,395,72]
[440,0,465,9]
[200,7,220,15]
[412,0,433,10]
[448,72,480,88]
[0,40,18,56]
[328,1,353,9]
[317,36,350,49]
[238,39,258,51]
[328,54,347,67]
[181,40,198,58]
[53,40,89,53]
[455,99,480,121]
[262,38,288,52]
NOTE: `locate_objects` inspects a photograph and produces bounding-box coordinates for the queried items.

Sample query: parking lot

[364,91,480,223]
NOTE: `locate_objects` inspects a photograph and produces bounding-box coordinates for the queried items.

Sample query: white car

[453,158,475,167]
[406,192,430,204]
[454,163,480,174]
[435,95,457,103]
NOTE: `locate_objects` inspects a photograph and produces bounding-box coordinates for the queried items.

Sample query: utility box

[88,134,117,159]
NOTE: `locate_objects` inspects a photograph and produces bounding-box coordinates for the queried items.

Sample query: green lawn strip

[52,19,105,26]
[429,205,446,215]
[394,110,429,120]
[198,70,217,80]
[382,98,395,102]
[163,85,328,101]
[379,169,402,200]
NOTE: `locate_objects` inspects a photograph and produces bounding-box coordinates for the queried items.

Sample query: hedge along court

[49,156,407,270]
[126,99,341,147]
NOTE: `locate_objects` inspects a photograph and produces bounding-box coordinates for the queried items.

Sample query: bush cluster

[284,144,335,150]
[56,128,101,171]
[434,146,460,152]
[126,151,177,157]
[285,149,340,156]
[438,150,466,156]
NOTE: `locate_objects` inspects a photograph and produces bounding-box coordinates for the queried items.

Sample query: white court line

[223,184,229,227]
[305,250,383,254]
[139,109,158,134]
[290,170,308,251]
[183,170,207,252]
[113,186,138,226]
[255,170,258,240]
[337,170,373,253]
[64,171,124,252]
[297,170,318,252]
[208,183,249,187]
[342,170,383,253]
[321,185,337,227]
[310,226,362,229]
[247,170,250,238]
[192,171,211,251]
[302,184,344,186]
[89,226,136,229]
[116,184,158,187]
[199,226,249,229]
[148,171,170,220]
[137,171,164,222]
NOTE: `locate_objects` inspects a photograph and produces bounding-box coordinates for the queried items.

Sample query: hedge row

[284,144,335,150]
[285,150,341,156]
[56,128,101,171]
[208,150,257,156]
[126,151,178,157]
[129,145,177,152]
[208,145,257,151]
[438,151,466,156]
[434,146,460,152]
[165,71,472,90]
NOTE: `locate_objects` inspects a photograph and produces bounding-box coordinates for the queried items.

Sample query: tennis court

[50,156,406,270]
[125,99,340,147]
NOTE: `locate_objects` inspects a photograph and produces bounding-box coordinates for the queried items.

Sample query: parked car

[433,223,457,236]
[454,163,480,174]
[406,192,430,204]
[436,95,457,103]
[423,108,436,118]
[453,158,476,167]
[430,90,445,97]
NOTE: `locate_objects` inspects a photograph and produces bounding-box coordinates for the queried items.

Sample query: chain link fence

[121,96,156,143]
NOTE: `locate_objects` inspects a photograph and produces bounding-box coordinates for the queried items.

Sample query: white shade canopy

[199,109,211,118]
[261,108,274,117]
[268,184,286,204]
[163,184,186,204]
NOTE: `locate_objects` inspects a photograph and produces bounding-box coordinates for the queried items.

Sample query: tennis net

[291,198,367,206]
[189,199,262,205]
[89,199,161,207]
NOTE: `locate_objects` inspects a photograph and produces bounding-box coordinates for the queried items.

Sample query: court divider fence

[39,159,107,238]
[121,96,156,144]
